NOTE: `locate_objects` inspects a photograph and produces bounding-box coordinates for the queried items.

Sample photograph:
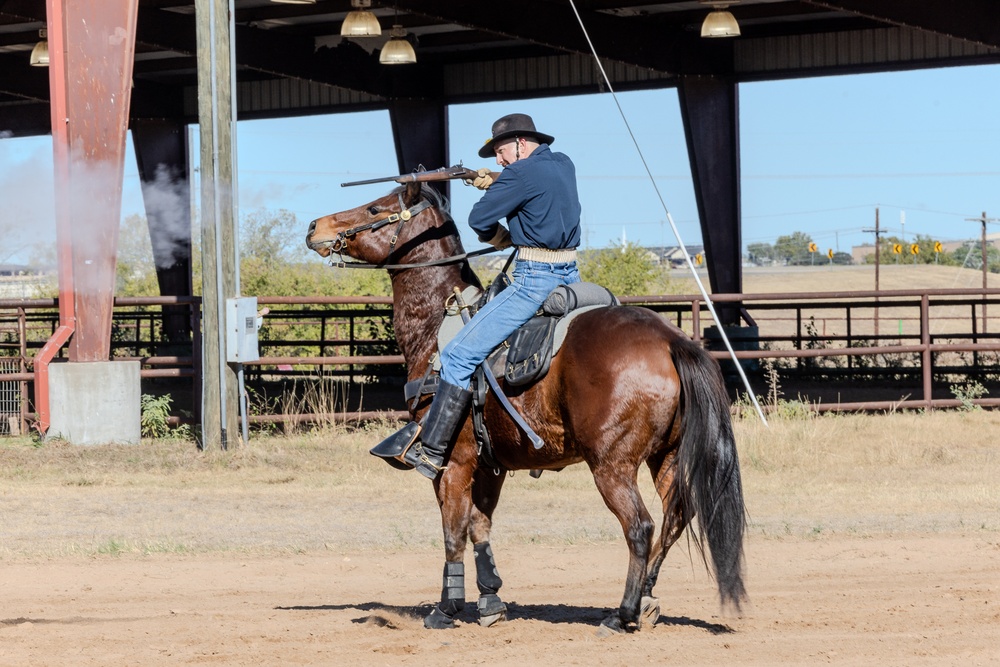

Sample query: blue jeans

[439,259,580,388]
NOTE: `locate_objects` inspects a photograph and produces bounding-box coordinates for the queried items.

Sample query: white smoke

[0,141,56,267]
[141,164,192,269]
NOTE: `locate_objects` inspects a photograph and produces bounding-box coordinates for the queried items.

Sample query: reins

[329,246,502,271]
[322,192,504,270]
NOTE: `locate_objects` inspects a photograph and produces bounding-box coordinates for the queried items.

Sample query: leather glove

[472,167,494,190]
[486,226,513,250]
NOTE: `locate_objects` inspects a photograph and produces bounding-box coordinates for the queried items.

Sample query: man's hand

[486,226,513,250]
[463,167,495,190]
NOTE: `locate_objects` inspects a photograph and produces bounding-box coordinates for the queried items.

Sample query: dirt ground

[2,535,998,666]
[2,414,999,665]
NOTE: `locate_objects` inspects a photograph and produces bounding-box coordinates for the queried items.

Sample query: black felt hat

[478,113,555,158]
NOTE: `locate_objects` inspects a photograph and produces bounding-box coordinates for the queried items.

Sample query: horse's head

[305,181,456,265]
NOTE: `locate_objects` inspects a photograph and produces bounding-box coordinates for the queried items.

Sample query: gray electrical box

[226,296,262,363]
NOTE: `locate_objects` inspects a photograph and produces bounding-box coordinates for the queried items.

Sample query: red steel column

[48,0,138,361]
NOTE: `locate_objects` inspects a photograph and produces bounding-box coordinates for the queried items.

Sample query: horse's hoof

[479,611,506,627]
[597,614,626,636]
[477,594,507,627]
[639,596,661,629]
[423,606,457,630]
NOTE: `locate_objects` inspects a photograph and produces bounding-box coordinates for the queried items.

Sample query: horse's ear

[403,181,422,205]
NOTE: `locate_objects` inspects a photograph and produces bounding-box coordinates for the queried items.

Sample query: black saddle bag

[504,316,557,387]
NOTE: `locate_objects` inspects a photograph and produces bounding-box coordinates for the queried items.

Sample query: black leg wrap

[473,542,503,595]
[442,561,466,611]
[424,561,465,630]
[424,606,456,630]
[477,593,506,618]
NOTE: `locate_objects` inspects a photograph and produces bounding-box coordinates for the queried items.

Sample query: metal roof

[2,1,999,134]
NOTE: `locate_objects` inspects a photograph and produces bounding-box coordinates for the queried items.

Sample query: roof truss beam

[803,0,1000,49]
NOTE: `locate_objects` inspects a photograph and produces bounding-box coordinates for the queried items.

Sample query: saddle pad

[435,286,610,376]
[552,305,606,354]
[434,284,483,371]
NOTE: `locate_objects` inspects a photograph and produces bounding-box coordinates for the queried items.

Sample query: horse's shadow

[274,602,733,634]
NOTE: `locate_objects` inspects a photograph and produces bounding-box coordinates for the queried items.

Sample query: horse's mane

[390,184,453,222]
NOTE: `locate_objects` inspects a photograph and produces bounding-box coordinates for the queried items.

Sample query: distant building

[851,244,876,264]
[644,245,704,268]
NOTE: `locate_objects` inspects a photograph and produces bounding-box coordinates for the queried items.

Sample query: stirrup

[411,442,448,480]
[370,422,421,470]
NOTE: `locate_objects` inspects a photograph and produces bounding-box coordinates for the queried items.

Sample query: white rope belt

[516,247,577,263]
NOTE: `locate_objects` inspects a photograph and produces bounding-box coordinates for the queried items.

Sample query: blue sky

[2,62,999,265]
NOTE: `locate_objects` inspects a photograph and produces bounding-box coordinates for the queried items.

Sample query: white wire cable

[567,0,768,425]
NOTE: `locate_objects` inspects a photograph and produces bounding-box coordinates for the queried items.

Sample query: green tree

[746,242,775,266]
[578,242,658,296]
[950,240,1000,272]
[773,231,814,265]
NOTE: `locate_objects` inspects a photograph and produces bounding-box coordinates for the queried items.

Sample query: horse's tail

[668,335,748,613]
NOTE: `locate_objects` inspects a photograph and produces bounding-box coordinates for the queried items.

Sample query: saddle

[505,282,619,385]
[403,280,619,404]
[402,278,619,473]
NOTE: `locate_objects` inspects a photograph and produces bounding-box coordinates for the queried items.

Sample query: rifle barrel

[340,175,401,187]
[341,166,477,188]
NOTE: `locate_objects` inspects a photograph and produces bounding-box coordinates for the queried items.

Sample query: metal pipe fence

[3,287,1000,431]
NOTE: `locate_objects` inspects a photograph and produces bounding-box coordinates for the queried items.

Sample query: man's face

[493,138,520,167]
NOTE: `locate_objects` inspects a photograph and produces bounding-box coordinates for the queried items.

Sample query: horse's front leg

[470,468,508,627]
[423,440,476,630]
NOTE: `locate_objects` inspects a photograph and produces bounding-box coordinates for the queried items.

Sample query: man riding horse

[371,113,583,479]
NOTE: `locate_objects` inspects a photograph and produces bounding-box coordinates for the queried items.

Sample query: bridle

[328,192,431,255]
[319,192,502,270]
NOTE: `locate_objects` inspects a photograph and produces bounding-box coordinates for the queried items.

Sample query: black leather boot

[370,381,472,479]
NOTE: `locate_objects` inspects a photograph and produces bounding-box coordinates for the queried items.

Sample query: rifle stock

[341,165,499,187]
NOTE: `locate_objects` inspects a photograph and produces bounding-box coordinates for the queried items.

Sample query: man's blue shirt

[468,144,582,249]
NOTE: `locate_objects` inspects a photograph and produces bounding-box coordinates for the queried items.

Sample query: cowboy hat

[478,113,555,158]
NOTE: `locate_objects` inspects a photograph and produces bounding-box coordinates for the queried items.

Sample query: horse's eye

[368,206,379,215]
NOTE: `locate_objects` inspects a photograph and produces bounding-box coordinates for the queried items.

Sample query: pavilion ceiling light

[379,24,416,65]
[341,0,382,38]
[30,28,49,67]
[700,1,741,39]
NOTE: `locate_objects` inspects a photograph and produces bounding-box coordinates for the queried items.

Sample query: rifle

[341,164,498,188]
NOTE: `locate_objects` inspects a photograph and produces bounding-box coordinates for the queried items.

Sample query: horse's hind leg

[643,451,688,593]
[639,450,687,626]
[590,463,655,633]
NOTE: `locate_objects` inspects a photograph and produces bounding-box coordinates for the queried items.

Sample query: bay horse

[305,181,747,632]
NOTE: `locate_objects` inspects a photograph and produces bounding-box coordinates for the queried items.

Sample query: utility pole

[965,212,999,333]
[863,207,882,336]
[196,0,241,449]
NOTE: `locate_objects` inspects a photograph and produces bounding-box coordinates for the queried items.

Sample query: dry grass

[1,411,998,561]
[738,410,1000,537]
